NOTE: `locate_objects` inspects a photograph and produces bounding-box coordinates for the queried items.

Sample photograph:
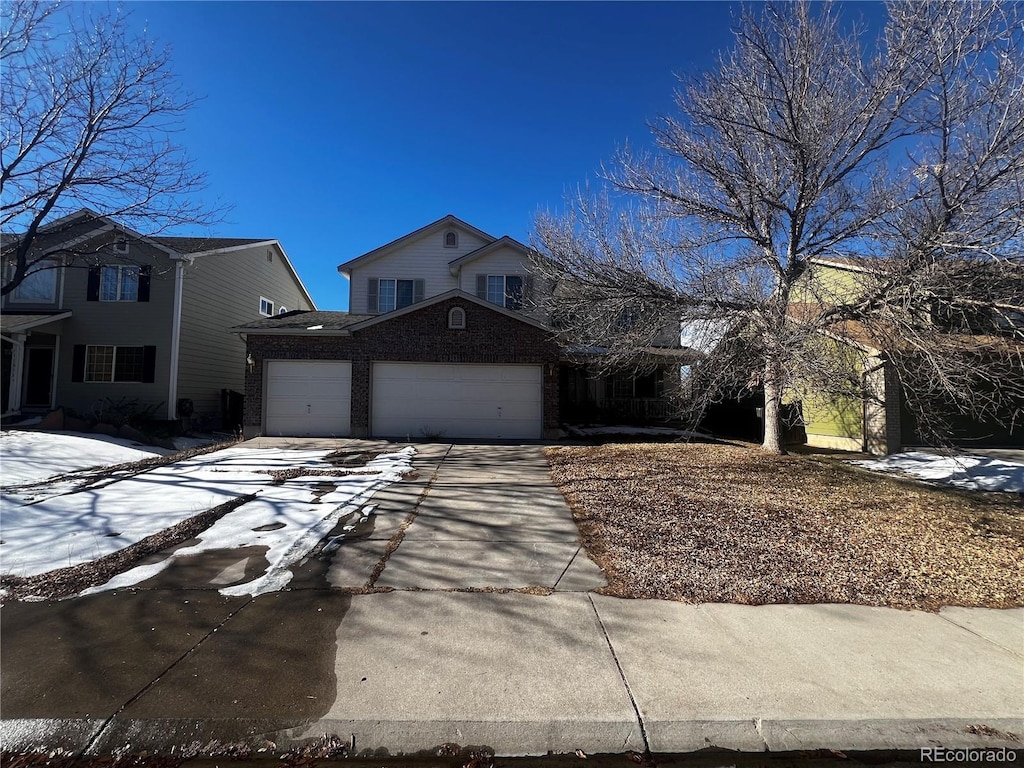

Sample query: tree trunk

[762,359,786,455]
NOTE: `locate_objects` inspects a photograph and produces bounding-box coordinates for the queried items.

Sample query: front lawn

[547,442,1024,610]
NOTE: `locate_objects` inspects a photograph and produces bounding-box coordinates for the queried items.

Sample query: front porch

[1,311,71,417]
[559,363,680,425]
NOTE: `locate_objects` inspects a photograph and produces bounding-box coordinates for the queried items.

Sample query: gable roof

[152,236,272,254]
[1,209,179,259]
[446,235,531,275]
[235,289,550,335]
[347,289,549,332]
[336,215,497,276]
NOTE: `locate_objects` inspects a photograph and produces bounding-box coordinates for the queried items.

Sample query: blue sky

[119,1,885,311]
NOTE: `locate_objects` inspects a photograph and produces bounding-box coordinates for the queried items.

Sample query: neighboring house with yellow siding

[788,257,1023,454]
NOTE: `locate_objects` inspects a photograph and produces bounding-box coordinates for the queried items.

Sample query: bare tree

[1,0,222,295]
[531,1,1024,453]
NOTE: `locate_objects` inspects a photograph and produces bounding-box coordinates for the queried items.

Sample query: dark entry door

[24,347,54,407]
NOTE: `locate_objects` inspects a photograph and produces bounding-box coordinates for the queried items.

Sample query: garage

[265,360,351,436]
[371,362,542,439]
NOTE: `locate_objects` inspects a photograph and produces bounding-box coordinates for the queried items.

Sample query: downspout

[167,259,185,420]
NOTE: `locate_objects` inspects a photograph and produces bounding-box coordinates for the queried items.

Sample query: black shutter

[137,266,151,302]
[142,346,157,383]
[476,274,487,300]
[72,345,86,382]
[413,279,425,304]
[86,267,101,301]
[367,277,378,313]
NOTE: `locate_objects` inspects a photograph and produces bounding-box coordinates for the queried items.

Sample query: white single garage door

[265,360,351,437]
[372,362,542,439]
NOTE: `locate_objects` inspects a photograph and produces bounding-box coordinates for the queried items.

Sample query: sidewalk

[2,589,1021,756]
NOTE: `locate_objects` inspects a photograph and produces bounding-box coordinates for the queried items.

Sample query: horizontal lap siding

[54,237,175,418]
[177,246,314,425]
[347,228,488,313]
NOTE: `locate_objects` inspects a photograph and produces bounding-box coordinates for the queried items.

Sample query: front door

[23,347,54,407]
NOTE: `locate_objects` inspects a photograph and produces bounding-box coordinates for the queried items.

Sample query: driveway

[344,443,605,591]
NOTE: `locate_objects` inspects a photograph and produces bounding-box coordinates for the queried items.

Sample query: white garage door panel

[265,360,351,437]
[372,363,542,439]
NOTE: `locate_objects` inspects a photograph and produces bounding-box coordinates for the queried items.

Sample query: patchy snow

[0,430,168,487]
[1,445,414,597]
[568,425,710,438]
[851,451,1024,493]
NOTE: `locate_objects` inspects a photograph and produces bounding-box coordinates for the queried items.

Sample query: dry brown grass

[547,441,1024,610]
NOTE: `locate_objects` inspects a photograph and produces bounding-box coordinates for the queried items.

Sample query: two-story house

[235,214,692,439]
[1,210,315,429]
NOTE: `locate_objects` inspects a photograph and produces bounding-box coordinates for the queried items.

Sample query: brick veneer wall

[244,297,560,437]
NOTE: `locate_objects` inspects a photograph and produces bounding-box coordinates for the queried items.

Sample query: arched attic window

[448,306,466,329]
[444,230,458,248]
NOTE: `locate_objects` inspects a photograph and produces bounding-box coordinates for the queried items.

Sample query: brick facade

[243,296,560,438]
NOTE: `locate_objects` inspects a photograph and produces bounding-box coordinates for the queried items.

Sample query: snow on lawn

[851,450,1024,493]
[1,445,414,597]
[0,430,169,487]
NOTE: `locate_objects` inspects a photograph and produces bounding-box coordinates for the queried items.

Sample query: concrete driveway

[324,442,605,592]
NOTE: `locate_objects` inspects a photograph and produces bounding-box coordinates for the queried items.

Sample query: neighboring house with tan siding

[1,210,315,429]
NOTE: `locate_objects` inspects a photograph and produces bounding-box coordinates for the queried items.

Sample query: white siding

[456,246,532,294]
[348,227,488,313]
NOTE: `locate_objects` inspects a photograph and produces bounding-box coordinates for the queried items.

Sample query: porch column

[2,332,26,414]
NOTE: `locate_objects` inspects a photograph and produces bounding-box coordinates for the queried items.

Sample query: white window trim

[100,265,140,302]
[84,344,146,384]
[278,306,288,315]
[486,274,524,309]
[259,296,274,316]
[113,236,130,255]
[376,278,417,313]
[8,258,60,304]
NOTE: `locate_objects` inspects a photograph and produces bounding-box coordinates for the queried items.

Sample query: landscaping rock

[37,408,65,430]
[92,422,117,437]
[64,414,89,432]
[117,424,148,444]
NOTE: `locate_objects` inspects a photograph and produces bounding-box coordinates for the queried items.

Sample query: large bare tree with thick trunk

[1,0,222,294]
[531,1,1024,454]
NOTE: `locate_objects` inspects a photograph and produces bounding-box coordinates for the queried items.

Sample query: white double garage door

[265,361,543,439]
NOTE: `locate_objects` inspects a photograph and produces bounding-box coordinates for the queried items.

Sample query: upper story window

[482,274,524,310]
[101,265,139,301]
[444,231,458,248]
[113,236,130,255]
[369,277,424,313]
[87,265,150,303]
[259,297,274,316]
[9,259,59,303]
[278,306,288,315]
